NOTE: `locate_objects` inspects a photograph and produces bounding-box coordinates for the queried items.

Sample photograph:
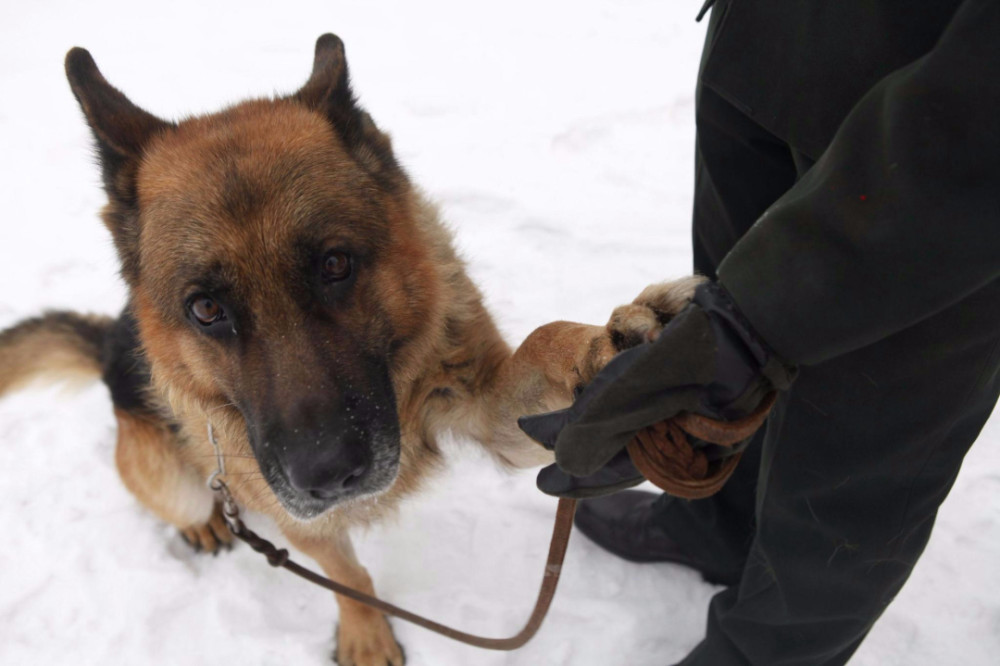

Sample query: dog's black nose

[257,412,373,501]
[288,460,369,499]
[247,388,393,510]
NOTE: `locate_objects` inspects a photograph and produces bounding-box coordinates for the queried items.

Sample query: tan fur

[0,313,111,396]
[113,408,231,550]
[0,41,708,664]
[283,525,404,666]
[607,276,710,348]
[632,275,709,313]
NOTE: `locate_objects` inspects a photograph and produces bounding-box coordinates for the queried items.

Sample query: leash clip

[205,420,242,532]
[206,421,226,489]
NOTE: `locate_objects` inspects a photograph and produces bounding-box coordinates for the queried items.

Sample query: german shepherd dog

[0,35,700,665]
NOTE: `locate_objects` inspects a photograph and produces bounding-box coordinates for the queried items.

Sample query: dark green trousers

[659,83,1000,665]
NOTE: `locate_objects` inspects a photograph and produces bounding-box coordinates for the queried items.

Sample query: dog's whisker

[236,477,273,497]
[192,453,259,460]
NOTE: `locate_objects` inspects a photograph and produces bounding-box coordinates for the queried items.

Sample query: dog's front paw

[572,277,706,388]
[179,502,234,554]
[334,612,404,666]
[606,276,708,352]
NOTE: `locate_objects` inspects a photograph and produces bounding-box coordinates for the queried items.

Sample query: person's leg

[642,123,822,577]
[648,81,801,566]
[678,281,1000,665]
[575,84,801,577]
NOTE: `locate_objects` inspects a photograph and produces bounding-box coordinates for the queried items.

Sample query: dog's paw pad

[607,276,708,351]
[334,615,405,666]
[632,276,707,320]
[179,504,234,555]
[608,303,660,350]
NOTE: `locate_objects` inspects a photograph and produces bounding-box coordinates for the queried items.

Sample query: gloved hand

[518,281,796,498]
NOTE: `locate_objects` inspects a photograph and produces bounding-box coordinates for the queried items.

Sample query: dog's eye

[322,250,352,282]
[189,295,225,326]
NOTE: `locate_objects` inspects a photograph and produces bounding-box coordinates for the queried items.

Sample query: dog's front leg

[114,408,233,552]
[472,277,706,468]
[282,526,404,666]
[470,321,612,468]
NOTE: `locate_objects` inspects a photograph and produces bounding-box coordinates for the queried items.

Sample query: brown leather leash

[210,475,576,651]
[206,396,774,651]
[628,393,777,500]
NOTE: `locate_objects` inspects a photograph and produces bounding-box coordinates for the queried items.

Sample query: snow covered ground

[0,1,997,664]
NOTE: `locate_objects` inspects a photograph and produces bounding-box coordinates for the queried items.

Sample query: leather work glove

[519,281,796,499]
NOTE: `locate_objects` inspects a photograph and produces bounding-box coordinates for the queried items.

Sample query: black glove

[518,281,796,498]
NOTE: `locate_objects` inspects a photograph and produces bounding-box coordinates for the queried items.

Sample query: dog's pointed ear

[65,47,173,202]
[293,35,402,189]
[295,33,351,110]
[66,47,172,282]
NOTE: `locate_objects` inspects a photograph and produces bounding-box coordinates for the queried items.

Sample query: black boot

[573,490,742,586]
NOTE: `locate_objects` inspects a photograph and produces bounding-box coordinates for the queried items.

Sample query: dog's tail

[0,311,114,398]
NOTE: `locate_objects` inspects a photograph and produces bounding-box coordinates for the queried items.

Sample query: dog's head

[66,35,440,520]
